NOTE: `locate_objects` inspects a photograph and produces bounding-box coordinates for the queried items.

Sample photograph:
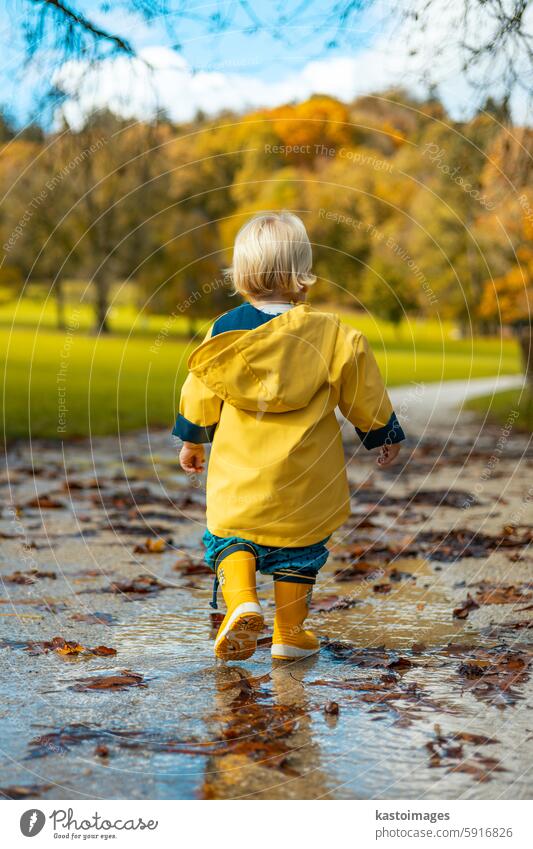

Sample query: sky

[1,0,532,128]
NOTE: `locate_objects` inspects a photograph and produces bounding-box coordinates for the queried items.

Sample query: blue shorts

[202,530,330,607]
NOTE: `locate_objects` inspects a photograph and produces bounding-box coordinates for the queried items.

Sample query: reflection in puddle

[116,608,211,653]
[314,558,464,649]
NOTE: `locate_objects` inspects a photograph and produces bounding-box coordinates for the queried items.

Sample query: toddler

[174,212,404,662]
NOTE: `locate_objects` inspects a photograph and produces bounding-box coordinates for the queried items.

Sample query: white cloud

[53,2,532,129]
[54,47,392,129]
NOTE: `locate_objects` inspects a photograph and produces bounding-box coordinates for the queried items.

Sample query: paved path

[389,375,525,432]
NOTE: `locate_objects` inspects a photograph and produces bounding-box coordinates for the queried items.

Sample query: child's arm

[173,328,222,476]
[338,329,405,467]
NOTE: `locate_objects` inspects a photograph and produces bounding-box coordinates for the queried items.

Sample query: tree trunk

[94,274,111,334]
[516,324,533,389]
[54,277,66,330]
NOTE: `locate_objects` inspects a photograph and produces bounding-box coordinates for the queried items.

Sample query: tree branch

[28,0,135,55]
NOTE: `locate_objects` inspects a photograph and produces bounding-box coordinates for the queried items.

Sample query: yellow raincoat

[175,304,403,547]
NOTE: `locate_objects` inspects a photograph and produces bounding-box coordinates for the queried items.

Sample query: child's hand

[376,443,401,467]
[179,442,205,474]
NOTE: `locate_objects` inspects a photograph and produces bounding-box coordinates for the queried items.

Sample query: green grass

[0,289,201,337]
[465,388,533,433]
[2,326,192,441]
[0,290,522,440]
[1,316,521,441]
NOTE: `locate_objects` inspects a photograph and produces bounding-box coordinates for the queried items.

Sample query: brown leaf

[311,594,360,612]
[72,670,145,691]
[452,645,532,707]
[89,645,117,657]
[447,762,490,781]
[173,555,212,575]
[427,726,503,782]
[415,527,533,562]
[25,495,64,509]
[389,656,413,670]
[3,569,56,584]
[133,538,166,554]
[23,636,117,658]
[452,731,499,745]
[70,612,117,626]
[219,671,270,692]
[474,583,532,606]
[333,561,386,582]
[109,574,168,594]
[0,784,52,799]
[55,640,85,656]
[453,593,480,619]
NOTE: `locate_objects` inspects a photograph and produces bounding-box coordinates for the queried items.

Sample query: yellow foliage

[266,96,352,158]
[480,249,533,323]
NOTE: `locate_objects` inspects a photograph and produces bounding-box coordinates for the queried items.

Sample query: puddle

[314,558,465,649]
[117,608,212,653]
[1,431,532,800]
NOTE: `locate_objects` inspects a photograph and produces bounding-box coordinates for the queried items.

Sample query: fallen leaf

[22,636,117,658]
[453,593,480,620]
[173,554,212,575]
[311,595,361,612]
[452,731,499,745]
[133,538,167,554]
[3,569,56,584]
[333,561,386,582]
[25,495,64,509]
[452,645,532,707]
[108,574,169,595]
[416,527,533,562]
[55,640,85,656]
[70,612,117,626]
[0,784,52,799]
[72,670,145,691]
[90,645,117,657]
[426,726,503,782]
[472,582,533,606]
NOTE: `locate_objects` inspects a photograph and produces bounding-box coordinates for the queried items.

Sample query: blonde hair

[230,211,316,298]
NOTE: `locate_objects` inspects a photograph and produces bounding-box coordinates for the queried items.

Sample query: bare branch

[27,0,135,55]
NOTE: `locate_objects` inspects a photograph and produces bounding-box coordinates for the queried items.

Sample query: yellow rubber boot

[271,580,320,660]
[214,550,264,661]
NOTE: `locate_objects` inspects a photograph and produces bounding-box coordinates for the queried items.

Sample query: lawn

[0,280,214,337]
[0,289,522,441]
[2,326,191,441]
[465,388,533,433]
[1,308,521,440]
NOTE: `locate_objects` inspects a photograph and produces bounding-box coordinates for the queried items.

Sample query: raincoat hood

[188,305,340,413]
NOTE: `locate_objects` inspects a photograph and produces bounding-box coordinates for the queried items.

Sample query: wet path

[0,394,532,800]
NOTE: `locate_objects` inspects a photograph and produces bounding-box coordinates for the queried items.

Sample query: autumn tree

[480,202,533,386]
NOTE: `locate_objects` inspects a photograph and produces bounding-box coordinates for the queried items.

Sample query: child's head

[231,211,316,300]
